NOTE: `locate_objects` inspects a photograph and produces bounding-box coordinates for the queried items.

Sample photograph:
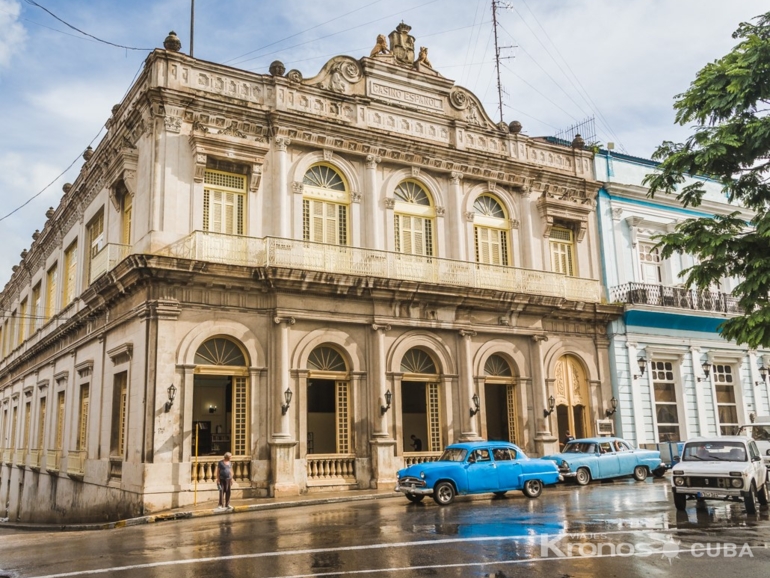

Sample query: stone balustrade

[190,456,251,485]
[306,454,356,485]
[403,451,442,467]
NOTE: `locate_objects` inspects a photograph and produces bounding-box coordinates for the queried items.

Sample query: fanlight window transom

[307,346,347,372]
[401,348,438,374]
[484,354,513,377]
[304,165,346,191]
[394,181,431,206]
[195,338,247,366]
[474,195,506,219]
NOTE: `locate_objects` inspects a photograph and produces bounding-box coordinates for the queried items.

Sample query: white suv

[671,436,769,514]
[737,421,770,471]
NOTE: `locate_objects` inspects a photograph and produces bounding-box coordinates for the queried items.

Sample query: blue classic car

[542,437,667,486]
[395,441,562,505]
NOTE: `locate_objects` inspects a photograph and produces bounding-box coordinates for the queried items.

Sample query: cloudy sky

[0,0,767,285]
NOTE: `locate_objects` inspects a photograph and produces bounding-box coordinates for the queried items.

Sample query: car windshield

[438,448,467,462]
[682,442,747,462]
[563,442,597,454]
[738,425,770,442]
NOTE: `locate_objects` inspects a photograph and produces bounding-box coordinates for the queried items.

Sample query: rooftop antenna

[190,0,195,57]
[491,1,515,124]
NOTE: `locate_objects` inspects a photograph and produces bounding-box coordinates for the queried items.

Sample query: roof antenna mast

[190,0,195,57]
[491,1,515,125]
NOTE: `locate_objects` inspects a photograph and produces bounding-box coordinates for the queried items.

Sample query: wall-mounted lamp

[605,396,618,417]
[164,383,177,412]
[543,395,556,418]
[281,387,293,415]
[755,364,768,386]
[633,355,647,380]
[208,404,217,414]
[470,393,481,417]
[381,389,392,415]
[697,360,711,382]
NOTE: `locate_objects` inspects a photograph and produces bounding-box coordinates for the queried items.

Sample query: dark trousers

[219,478,232,506]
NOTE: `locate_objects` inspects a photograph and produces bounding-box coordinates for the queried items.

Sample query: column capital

[275,137,291,151]
[459,329,477,338]
[371,323,391,332]
[274,316,296,325]
[531,334,548,343]
[450,171,463,184]
[365,154,381,168]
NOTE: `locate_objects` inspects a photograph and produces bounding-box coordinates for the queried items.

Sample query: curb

[0,491,401,532]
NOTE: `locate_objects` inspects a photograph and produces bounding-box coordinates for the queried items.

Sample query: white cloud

[0,0,26,68]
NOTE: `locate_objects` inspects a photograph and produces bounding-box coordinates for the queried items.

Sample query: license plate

[698,491,721,498]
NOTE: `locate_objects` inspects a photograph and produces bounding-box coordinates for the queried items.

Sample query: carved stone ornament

[414,46,432,68]
[365,154,381,169]
[509,219,520,229]
[611,207,624,221]
[509,120,522,134]
[292,181,304,195]
[370,34,390,57]
[435,206,446,217]
[450,171,463,185]
[384,198,396,209]
[449,88,470,110]
[497,121,509,133]
[269,60,286,76]
[194,153,207,183]
[163,31,182,52]
[466,103,481,126]
[250,165,262,192]
[389,22,415,66]
[323,149,334,161]
[164,115,182,133]
[219,122,246,138]
[286,69,303,83]
[82,146,94,162]
[275,137,291,152]
[45,207,55,219]
[351,192,362,203]
[62,183,72,195]
[411,166,420,177]
[464,211,475,222]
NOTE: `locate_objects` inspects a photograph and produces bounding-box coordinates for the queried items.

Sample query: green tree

[643,11,770,348]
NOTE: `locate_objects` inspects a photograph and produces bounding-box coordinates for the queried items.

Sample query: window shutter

[312,200,325,243]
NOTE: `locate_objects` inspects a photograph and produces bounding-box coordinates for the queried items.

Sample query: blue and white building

[595,149,770,446]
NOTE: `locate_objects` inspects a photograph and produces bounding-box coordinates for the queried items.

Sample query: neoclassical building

[0,26,619,523]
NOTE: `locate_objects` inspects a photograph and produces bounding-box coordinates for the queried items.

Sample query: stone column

[518,187,534,269]
[269,316,298,497]
[449,172,466,261]
[369,323,397,488]
[365,155,382,250]
[459,330,481,441]
[530,335,557,455]
[275,138,292,238]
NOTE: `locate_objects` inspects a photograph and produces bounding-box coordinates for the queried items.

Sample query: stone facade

[0,27,619,523]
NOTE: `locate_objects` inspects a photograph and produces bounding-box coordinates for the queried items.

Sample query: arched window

[307,346,347,372]
[194,338,247,366]
[306,345,351,457]
[473,195,509,266]
[302,165,349,245]
[484,354,512,377]
[393,181,435,256]
[400,348,438,374]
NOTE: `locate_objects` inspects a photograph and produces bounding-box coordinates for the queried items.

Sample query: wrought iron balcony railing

[610,282,742,314]
[160,231,604,303]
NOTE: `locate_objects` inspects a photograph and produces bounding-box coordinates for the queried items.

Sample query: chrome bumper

[395,483,433,496]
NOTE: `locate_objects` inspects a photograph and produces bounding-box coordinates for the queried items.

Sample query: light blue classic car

[395,441,562,505]
[542,437,667,486]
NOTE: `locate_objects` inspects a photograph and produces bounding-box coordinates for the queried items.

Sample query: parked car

[737,419,770,471]
[670,436,769,514]
[395,441,561,506]
[542,437,667,486]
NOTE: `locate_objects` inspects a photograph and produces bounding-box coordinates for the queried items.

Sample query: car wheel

[673,491,687,511]
[652,467,667,478]
[432,481,456,506]
[633,465,648,482]
[493,491,507,497]
[405,494,424,503]
[522,479,543,499]
[575,468,591,486]
[745,482,758,515]
[757,481,769,506]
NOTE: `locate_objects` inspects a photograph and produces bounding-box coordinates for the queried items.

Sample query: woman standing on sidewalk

[214,452,233,511]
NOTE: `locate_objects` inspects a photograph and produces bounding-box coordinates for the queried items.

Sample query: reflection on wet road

[1,478,769,577]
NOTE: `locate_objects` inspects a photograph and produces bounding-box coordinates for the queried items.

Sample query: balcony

[610,283,741,314]
[13,449,24,467]
[28,449,42,470]
[90,243,131,284]
[46,449,61,473]
[160,232,603,303]
[1,448,10,465]
[66,450,87,478]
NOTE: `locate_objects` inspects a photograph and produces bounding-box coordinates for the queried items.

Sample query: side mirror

[673,455,681,463]
[752,455,762,462]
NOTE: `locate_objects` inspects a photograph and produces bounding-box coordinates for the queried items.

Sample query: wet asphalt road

[1,478,770,578]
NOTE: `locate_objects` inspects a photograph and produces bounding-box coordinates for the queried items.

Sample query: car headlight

[729,471,742,477]
[420,471,425,479]
[731,478,743,488]
[673,470,683,475]
[674,477,685,486]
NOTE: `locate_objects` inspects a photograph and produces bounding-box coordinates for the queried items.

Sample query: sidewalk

[0,488,402,532]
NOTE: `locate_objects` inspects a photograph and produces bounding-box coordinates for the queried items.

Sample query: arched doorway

[191,337,249,459]
[400,348,442,454]
[554,355,590,443]
[305,346,354,486]
[483,354,517,443]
